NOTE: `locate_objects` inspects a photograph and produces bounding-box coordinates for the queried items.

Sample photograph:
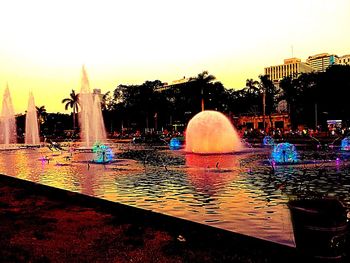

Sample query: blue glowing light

[169,137,183,150]
[263,136,275,146]
[92,142,114,163]
[341,137,350,151]
[271,142,298,164]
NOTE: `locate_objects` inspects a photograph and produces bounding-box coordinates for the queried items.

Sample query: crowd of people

[241,127,350,140]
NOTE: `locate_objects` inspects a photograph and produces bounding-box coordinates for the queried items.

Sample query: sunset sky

[0,0,349,114]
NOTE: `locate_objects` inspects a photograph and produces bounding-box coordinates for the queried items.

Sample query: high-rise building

[338,54,350,66]
[306,53,338,72]
[264,58,314,86]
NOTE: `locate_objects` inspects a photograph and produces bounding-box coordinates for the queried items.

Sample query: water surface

[1,143,349,247]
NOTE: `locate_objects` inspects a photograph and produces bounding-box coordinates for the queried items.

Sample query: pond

[1,141,349,247]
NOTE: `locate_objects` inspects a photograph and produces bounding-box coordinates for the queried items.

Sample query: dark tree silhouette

[62,90,80,130]
[189,71,216,111]
[36,105,47,125]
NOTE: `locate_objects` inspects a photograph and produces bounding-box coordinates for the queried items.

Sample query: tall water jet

[79,66,107,146]
[25,92,40,144]
[185,110,243,154]
[0,85,17,144]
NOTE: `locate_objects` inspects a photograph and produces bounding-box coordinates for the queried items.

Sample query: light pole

[154,112,158,132]
[315,103,318,130]
[201,87,204,111]
[262,87,266,132]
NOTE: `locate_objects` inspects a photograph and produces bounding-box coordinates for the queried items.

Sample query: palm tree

[62,90,80,130]
[36,105,47,125]
[245,79,259,95]
[101,91,111,111]
[259,75,278,131]
[190,71,216,111]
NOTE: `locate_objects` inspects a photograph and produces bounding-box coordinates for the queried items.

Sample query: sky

[0,0,349,114]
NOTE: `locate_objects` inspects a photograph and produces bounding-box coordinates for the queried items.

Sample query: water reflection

[185,154,239,197]
[186,153,241,169]
[4,145,344,246]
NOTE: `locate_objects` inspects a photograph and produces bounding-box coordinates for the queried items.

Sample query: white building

[338,54,350,65]
[306,53,338,72]
[264,58,314,86]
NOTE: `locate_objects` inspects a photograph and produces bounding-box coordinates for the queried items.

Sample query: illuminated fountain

[185,110,243,154]
[271,142,298,164]
[0,85,17,145]
[79,66,107,147]
[92,142,114,163]
[25,92,40,145]
[263,136,275,146]
[169,137,184,150]
[341,137,350,151]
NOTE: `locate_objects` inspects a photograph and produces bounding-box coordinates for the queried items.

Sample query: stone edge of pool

[0,173,300,259]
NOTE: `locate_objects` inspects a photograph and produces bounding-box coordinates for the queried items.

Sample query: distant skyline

[0,0,349,114]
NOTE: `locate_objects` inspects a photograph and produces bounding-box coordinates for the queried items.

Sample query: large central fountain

[79,66,107,147]
[185,110,243,154]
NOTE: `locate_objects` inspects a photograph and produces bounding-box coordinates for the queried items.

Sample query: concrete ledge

[0,173,303,262]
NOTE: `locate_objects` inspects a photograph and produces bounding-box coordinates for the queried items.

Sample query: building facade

[155,77,193,92]
[338,54,350,65]
[237,113,291,132]
[306,53,338,72]
[264,58,314,86]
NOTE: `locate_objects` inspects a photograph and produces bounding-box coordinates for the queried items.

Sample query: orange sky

[0,0,349,114]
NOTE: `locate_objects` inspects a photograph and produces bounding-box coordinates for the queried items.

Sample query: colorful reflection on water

[1,143,350,247]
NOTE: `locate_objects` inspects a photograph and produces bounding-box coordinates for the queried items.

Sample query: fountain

[263,136,275,146]
[169,137,183,150]
[25,92,40,145]
[92,142,114,163]
[271,142,298,164]
[0,85,17,145]
[341,137,350,151]
[79,66,107,147]
[185,110,243,154]
[1,119,350,249]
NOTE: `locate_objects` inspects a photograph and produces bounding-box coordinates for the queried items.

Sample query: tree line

[56,64,350,134]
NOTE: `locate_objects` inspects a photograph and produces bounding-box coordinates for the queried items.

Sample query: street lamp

[261,86,266,132]
[201,87,204,111]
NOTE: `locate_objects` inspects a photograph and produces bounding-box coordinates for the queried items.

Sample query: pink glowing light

[336,157,341,166]
[185,110,243,154]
